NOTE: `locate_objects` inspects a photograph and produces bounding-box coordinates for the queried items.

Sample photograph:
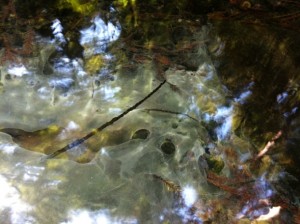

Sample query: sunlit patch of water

[203,105,233,140]
[0,175,34,224]
[214,106,233,140]
[98,86,121,101]
[23,165,45,182]
[182,185,198,207]
[49,78,75,91]
[277,92,288,104]
[0,143,17,154]
[62,209,138,224]
[256,206,281,221]
[7,65,30,77]
[234,82,254,104]
[80,15,121,54]
[51,19,66,44]
[235,90,252,104]
[108,108,123,114]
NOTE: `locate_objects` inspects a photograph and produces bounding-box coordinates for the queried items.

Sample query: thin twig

[44,80,166,159]
[142,108,200,123]
[255,130,282,160]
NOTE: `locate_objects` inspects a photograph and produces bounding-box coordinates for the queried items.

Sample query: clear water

[1,2,299,223]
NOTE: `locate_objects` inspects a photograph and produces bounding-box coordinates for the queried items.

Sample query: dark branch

[45,80,166,159]
[142,108,200,123]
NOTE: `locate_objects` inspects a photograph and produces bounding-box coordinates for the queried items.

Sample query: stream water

[0,1,299,223]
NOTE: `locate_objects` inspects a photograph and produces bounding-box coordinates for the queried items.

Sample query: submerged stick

[142,108,200,123]
[45,80,166,159]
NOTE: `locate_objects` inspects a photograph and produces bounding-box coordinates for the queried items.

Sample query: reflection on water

[80,15,121,54]
[62,209,138,224]
[1,2,300,223]
[52,19,66,44]
[0,175,33,224]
